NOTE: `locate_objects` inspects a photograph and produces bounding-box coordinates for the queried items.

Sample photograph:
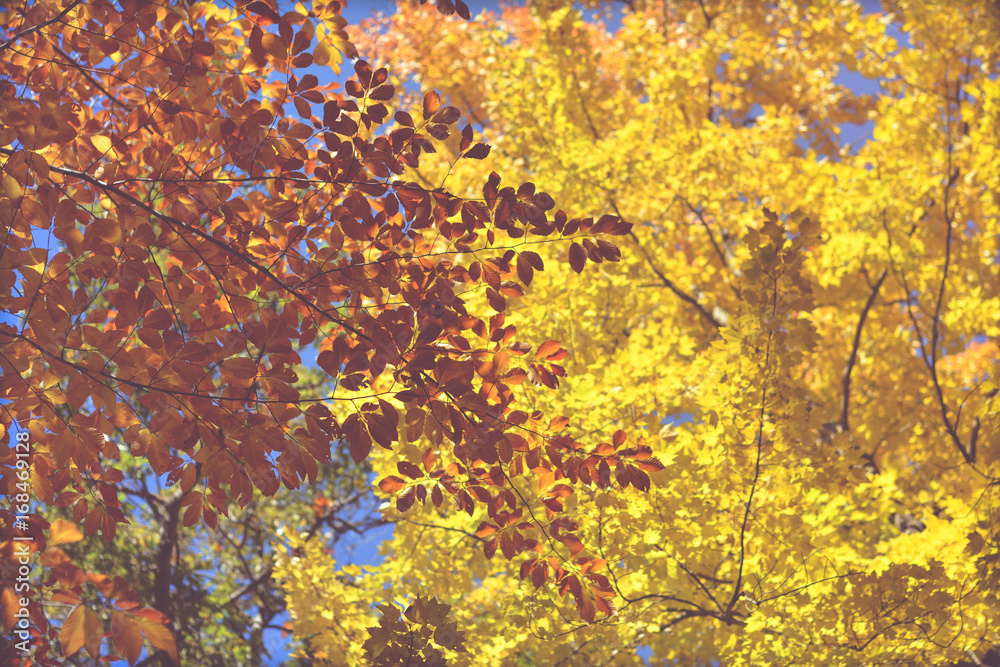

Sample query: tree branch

[609,198,724,330]
[0,0,82,54]
[840,269,887,431]
[0,147,371,343]
[51,43,129,108]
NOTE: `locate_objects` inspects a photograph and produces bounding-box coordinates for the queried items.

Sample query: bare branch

[840,269,888,431]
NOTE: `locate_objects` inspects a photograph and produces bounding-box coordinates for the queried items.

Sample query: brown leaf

[369,84,395,101]
[132,610,178,663]
[536,340,561,359]
[434,106,462,125]
[464,143,490,159]
[597,239,622,261]
[569,242,586,273]
[344,414,372,464]
[486,287,506,313]
[396,486,416,512]
[516,253,534,286]
[423,90,441,119]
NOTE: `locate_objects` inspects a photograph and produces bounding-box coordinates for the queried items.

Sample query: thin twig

[0,147,371,342]
[609,198,723,329]
[0,0,83,54]
[52,43,129,108]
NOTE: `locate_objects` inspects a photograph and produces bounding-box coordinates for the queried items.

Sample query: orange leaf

[423,90,441,119]
[378,475,407,493]
[549,416,570,432]
[111,611,143,666]
[48,518,83,546]
[132,610,178,663]
[60,604,102,658]
[535,340,561,359]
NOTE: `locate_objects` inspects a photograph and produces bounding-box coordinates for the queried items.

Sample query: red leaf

[597,459,612,488]
[396,486,416,512]
[434,106,462,125]
[486,287,505,313]
[636,457,665,472]
[597,239,621,261]
[476,522,498,537]
[247,1,281,22]
[483,537,497,560]
[516,253,534,286]
[397,461,423,479]
[521,250,544,270]
[569,243,586,273]
[464,143,491,160]
[531,562,548,588]
[630,466,651,492]
[615,463,631,489]
[369,84,395,101]
[344,414,372,464]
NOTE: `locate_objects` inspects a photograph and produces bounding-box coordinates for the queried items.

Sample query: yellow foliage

[283,1,1000,664]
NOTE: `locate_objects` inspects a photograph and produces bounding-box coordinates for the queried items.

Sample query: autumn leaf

[568,242,587,273]
[131,609,178,663]
[378,475,407,493]
[60,605,102,659]
[464,143,491,160]
[111,611,144,666]
[423,90,441,118]
[48,518,83,546]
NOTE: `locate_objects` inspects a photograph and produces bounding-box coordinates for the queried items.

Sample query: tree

[0,0,632,663]
[277,1,1000,665]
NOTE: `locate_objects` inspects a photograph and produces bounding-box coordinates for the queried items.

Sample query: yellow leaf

[90,135,112,154]
[48,518,83,546]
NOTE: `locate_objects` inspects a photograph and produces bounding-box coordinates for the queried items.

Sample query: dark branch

[609,198,724,330]
[0,0,83,54]
[840,269,887,431]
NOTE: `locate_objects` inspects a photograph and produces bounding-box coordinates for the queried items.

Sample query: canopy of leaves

[0,0,629,663]
[276,1,1000,665]
[1,0,999,665]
